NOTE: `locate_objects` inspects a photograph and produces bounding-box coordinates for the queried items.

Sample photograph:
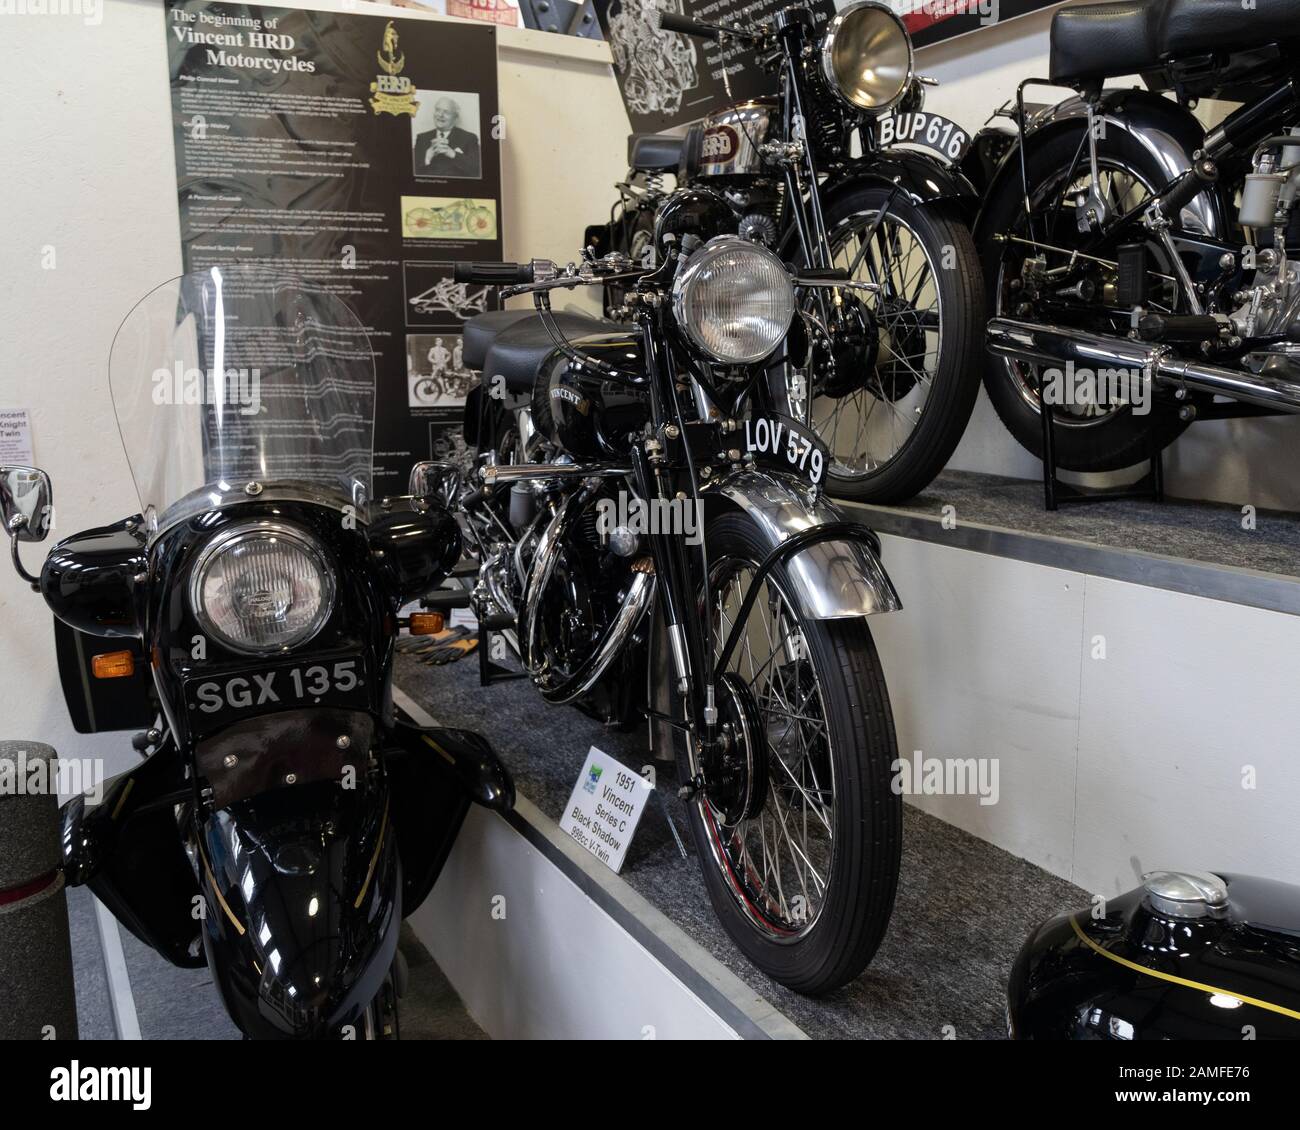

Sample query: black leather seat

[1159,0,1298,59]
[467,309,620,392]
[462,310,531,371]
[628,132,684,173]
[1050,0,1299,84]
[1049,1,1163,83]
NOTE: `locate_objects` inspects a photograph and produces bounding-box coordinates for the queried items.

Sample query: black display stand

[1039,399,1165,512]
[477,613,526,687]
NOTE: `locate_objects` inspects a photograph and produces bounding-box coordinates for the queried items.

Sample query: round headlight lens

[672,238,795,365]
[190,523,335,655]
[821,1,914,114]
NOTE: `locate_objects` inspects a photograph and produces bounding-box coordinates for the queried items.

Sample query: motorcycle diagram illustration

[607,0,699,117]
[409,276,491,321]
[403,198,497,240]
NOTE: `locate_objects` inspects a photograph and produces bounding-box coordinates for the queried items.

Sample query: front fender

[835,149,980,211]
[701,469,901,620]
[196,779,399,1040]
[971,89,1227,243]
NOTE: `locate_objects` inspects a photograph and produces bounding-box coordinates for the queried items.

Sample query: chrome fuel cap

[1141,870,1229,919]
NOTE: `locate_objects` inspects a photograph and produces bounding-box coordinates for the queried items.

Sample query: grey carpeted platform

[860,470,1300,579]
[68,889,483,1039]
[396,652,1087,1041]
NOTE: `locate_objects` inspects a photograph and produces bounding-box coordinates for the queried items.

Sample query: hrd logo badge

[49,1062,151,1110]
[370,21,418,117]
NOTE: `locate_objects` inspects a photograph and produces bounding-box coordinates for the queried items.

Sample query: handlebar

[452,261,535,285]
[655,10,724,41]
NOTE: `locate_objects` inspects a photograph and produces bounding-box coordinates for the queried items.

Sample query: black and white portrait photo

[412,91,482,181]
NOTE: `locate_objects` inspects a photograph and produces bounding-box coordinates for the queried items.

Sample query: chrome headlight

[190,522,335,655]
[821,1,914,115]
[672,238,795,365]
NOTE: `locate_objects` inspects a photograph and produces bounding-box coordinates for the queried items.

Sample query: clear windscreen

[109,267,375,536]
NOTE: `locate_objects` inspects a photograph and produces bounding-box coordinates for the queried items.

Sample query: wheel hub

[709,672,768,828]
[816,292,879,398]
[871,295,928,401]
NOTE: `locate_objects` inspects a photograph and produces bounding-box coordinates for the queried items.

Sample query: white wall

[870,533,1300,898]
[0,0,628,776]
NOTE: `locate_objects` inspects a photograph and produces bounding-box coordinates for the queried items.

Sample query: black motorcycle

[430,207,905,996]
[974,0,1300,478]
[0,268,513,1039]
[588,2,985,505]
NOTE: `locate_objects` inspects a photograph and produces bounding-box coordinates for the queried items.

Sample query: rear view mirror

[1,465,53,542]
[408,461,460,508]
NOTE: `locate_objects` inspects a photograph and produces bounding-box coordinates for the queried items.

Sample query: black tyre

[799,185,985,504]
[678,513,902,996]
[979,126,1194,471]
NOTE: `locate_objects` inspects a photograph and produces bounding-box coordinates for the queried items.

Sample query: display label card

[0,408,34,466]
[559,746,653,873]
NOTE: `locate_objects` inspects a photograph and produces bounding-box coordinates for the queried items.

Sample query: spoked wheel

[797,185,984,504]
[979,127,1195,470]
[677,513,901,996]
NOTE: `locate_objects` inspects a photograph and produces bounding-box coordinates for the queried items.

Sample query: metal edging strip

[843,501,1300,618]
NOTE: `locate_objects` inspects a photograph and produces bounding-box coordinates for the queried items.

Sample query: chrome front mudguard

[701,469,901,620]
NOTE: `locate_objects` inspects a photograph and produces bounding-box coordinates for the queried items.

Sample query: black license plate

[878,111,970,163]
[743,414,829,488]
[184,654,370,729]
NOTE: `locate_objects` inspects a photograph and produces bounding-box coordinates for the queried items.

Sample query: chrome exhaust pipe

[519,492,656,705]
[986,317,1300,414]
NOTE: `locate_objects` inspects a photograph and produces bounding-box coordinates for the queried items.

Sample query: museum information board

[165,2,501,494]
[594,0,833,133]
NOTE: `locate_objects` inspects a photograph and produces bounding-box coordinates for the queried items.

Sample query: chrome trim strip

[147,484,366,545]
[842,501,1300,619]
[541,571,657,705]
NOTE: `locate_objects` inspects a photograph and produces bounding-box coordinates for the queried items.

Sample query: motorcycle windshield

[109,266,375,538]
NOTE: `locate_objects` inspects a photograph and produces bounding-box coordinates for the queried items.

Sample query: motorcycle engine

[1230,135,1300,372]
[524,484,648,722]
[1230,247,1300,340]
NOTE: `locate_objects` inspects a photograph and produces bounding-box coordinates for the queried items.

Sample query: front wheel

[678,513,902,995]
[800,185,985,505]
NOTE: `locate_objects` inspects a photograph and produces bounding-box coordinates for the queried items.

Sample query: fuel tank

[1009,871,1300,1039]
[535,334,650,460]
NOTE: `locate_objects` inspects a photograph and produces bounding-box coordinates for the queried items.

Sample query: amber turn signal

[408,612,445,635]
[92,650,135,679]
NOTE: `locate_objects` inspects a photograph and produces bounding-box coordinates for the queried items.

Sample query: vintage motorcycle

[974,0,1300,477]
[587,2,985,504]
[0,267,513,1039]
[425,207,906,996]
